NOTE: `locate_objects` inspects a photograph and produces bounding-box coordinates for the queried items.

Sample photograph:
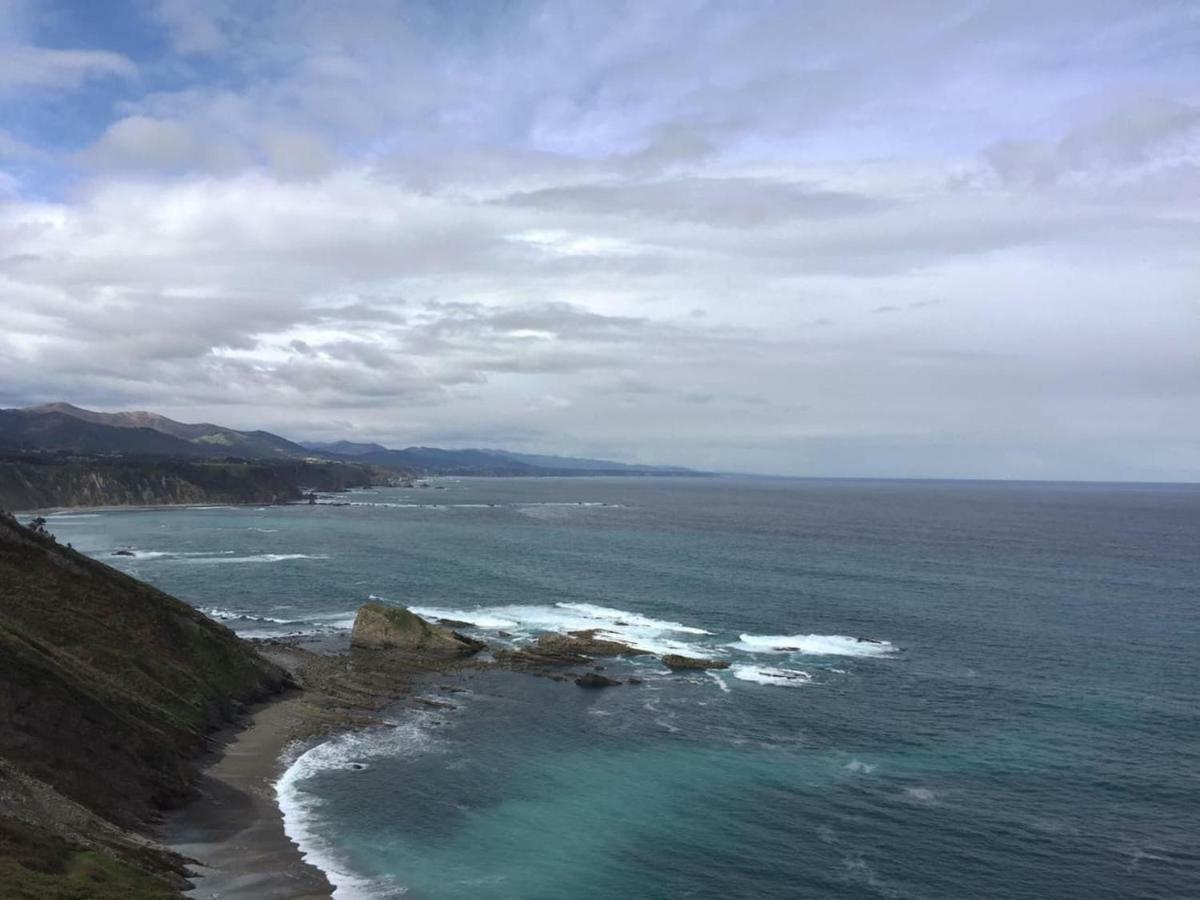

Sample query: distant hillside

[483,449,695,473]
[0,403,706,479]
[349,446,545,475]
[0,455,393,511]
[0,409,206,457]
[301,440,390,457]
[15,403,310,459]
[0,511,290,894]
[316,444,707,477]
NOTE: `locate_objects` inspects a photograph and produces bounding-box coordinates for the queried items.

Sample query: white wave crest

[277,721,438,897]
[407,601,713,656]
[200,606,293,624]
[730,665,813,686]
[184,553,329,564]
[730,633,895,657]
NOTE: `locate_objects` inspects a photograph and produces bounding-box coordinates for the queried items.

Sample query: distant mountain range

[1,403,309,459]
[0,403,704,477]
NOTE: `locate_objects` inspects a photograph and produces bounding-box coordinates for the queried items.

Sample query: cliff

[0,512,292,895]
[0,454,390,511]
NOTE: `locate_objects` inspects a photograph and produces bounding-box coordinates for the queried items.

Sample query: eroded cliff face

[0,456,385,510]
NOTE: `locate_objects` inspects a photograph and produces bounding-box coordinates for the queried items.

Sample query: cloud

[0,1,1197,479]
[0,45,134,91]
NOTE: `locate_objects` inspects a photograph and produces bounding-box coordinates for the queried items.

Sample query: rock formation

[662,654,731,670]
[575,672,622,688]
[350,602,485,655]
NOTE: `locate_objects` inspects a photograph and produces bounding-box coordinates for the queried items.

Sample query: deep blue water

[42,477,1200,898]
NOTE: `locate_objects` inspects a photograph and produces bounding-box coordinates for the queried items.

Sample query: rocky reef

[662,654,731,670]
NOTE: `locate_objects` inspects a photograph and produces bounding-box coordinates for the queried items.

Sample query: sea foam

[277,720,437,898]
[730,665,813,686]
[730,633,895,657]
[407,601,714,656]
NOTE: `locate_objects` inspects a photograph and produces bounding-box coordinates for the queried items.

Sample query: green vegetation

[0,512,293,895]
[0,817,176,900]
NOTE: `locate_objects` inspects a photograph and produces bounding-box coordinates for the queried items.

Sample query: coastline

[166,694,334,899]
[167,634,480,898]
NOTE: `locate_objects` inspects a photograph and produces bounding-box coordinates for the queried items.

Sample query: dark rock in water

[593,665,606,671]
[350,602,484,656]
[627,677,644,685]
[435,618,474,628]
[496,630,513,637]
[351,763,366,770]
[855,636,883,644]
[451,631,488,653]
[494,629,645,670]
[575,672,621,688]
[662,654,731,670]
[112,549,135,556]
[535,629,649,658]
[413,697,457,710]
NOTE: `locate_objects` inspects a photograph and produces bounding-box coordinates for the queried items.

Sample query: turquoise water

[43,477,1200,898]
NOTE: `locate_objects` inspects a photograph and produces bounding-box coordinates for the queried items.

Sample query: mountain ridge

[3,403,707,477]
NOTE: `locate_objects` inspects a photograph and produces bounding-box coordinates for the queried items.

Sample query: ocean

[40,476,1200,899]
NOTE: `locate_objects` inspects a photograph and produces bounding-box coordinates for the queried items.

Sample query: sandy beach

[165,694,334,899]
[164,634,469,899]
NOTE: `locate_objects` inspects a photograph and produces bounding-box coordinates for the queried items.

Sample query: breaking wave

[730,665,813,686]
[277,719,440,898]
[729,633,896,657]
[408,601,713,656]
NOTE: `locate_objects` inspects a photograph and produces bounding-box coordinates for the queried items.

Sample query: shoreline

[166,635,480,898]
[165,693,335,899]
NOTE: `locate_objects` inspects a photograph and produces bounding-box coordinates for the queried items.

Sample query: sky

[0,0,1197,480]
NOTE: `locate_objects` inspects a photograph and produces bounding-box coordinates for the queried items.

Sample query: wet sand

[166,695,333,899]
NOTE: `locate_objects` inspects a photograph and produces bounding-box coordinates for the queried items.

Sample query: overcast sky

[1,1,1197,479]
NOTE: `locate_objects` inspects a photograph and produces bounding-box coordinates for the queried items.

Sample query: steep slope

[0,512,290,824]
[19,404,310,459]
[0,513,292,895]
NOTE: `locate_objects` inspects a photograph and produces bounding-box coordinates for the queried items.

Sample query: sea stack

[350,601,485,655]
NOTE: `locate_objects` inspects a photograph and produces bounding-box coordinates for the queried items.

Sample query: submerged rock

[534,630,648,658]
[350,602,485,656]
[662,654,730,670]
[112,549,135,556]
[494,629,647,670]
[575,672,622,688]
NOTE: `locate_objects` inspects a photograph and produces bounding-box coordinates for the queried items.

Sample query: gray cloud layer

[0,0,1197,480]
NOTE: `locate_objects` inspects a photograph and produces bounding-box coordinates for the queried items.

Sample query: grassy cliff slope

[0,512,292,895]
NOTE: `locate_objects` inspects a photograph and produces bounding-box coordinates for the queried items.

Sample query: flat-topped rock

[351,602,485,655]
[662,654,730,670]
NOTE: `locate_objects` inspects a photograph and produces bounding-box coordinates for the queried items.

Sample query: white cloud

[0,45,134,91]
[0,0,1197,480]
